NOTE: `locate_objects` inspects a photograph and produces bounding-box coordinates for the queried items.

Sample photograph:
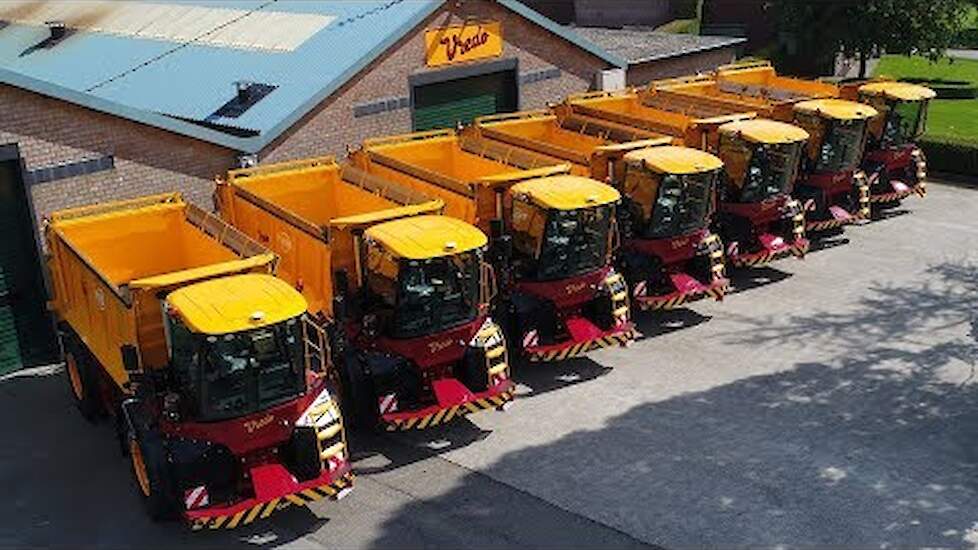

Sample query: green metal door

[413,70,517,131]
[0,159,55,374]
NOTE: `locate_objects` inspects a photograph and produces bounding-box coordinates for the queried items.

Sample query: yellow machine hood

[510,175,621,210]
[364,215,488,260]
[168,273,307,335]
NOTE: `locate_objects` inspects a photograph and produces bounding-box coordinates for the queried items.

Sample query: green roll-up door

[0,159,55,374]
[413,70,517,131]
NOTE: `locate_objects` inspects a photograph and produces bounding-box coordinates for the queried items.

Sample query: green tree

[776,0,973,77]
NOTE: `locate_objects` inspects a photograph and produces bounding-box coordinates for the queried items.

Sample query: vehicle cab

[790,98,878,230]
[505,175,634,360]
[715,118,810,264]
[616,146,728,307]
[155,274,352,527]
[855,81,935,200]
[349,215,513,429]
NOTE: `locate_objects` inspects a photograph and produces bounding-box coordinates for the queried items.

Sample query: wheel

[128,428,177,521]
[63,336,103,421]
[459,347,489,393]
[339,351,379,433]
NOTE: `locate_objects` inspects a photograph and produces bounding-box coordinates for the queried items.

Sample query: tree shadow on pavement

[365,260,978,548]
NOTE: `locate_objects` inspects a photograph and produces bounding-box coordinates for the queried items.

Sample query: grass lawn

[874,55,978,144]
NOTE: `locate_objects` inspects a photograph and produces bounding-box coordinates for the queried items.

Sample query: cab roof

[510,175,621,210]
[624,145,724,175]
[168,274,307,335]
[718,119,809,145]
[794,98,878,121]
[859,81,937,102]
[364,215,487,260]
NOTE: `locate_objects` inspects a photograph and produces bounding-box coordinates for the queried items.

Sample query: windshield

[815,119,866,172]
[511,199,612,281]
[740,141,802,203]
[536,206,613,280]
[393,252,481,338]
[645,171,716,239]
[167,315,305,422]
[882,100,927,146]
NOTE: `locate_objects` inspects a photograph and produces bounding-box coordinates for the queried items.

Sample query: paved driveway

[2,179,977,548]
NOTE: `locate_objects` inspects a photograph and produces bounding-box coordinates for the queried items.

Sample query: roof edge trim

[0,68,257,152]
[495,0,628,69]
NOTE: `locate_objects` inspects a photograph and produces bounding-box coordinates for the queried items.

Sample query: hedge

[920,137,978,177]
[900,78,978,99]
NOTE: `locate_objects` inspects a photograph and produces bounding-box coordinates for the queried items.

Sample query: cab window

[364,241,399,308]
[622,163,659,226]
[718,135,751,191]
[511,197,546,259]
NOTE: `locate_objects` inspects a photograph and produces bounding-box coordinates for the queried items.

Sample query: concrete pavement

[2,179,977,548]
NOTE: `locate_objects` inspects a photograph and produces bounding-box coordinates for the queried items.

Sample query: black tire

[459,348,489,393]
[339,352,379,433]
[63,336,103,422]
[127,428,177,521]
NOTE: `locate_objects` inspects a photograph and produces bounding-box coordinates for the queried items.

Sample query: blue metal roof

[0,0,619,153]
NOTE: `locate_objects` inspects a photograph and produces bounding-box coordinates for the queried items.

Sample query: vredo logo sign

[424,21,503,67]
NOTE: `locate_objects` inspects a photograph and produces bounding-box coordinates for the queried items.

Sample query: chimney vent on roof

[235,81,254,103]
[46,21,67,41]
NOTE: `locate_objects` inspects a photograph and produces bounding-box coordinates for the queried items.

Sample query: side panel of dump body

[219,157,440,316]
[713,62,839,99]
[350,130,570,233]
[46,194,276,385]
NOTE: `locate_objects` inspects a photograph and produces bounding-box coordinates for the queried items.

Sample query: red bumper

[805,204,863,232]
[870,180,927,203]
[381,378,516,431]
[526,321,636,362]
[729,235,809,268]
[187,465,354,530]
[634,274,728,310]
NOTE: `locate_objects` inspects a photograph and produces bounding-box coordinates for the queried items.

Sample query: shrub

[919,137,978,176]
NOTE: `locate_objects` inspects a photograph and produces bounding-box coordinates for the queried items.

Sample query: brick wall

[261,0,610,163]
[0,84,237,232]
[626,47,738,87]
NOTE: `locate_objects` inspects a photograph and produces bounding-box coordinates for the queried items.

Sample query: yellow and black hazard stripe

[731,250,775,268]
[869,188,914,203]
[641,291,696,311]
[790,239,810,257]
[189,473,355,531]
[704,284,727,301]
[384,389,515,431]
[529,329,635,362]
[806,216,852,232]
[912,181,927,197]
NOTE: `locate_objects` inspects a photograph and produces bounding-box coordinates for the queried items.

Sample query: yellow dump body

[46,194,275,389]
[714,61,838,101]
[217,157,444,316]
[566,90,754,151]
[646,76,802,121]
[464,110,672,177]
[349,129,573,233]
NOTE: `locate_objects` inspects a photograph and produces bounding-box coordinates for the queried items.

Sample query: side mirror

[121,344,140,373]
